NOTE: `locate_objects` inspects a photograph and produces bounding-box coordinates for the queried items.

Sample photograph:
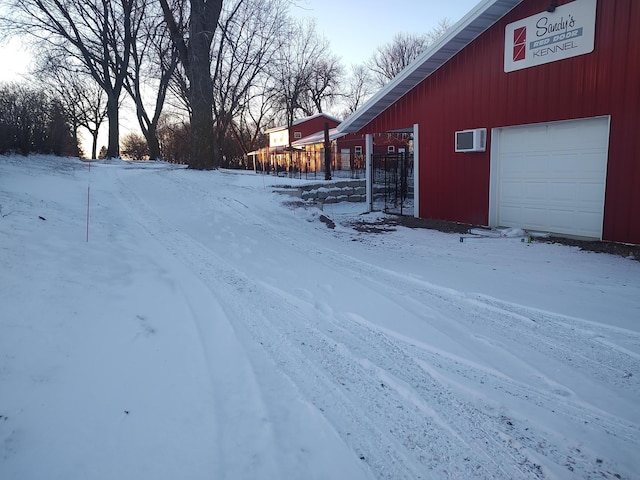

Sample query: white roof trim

[291,128,347,147]
[265,112,342,134]
[338,0,522,133]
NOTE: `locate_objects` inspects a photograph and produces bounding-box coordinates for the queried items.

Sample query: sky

[0,37,32,83]
[1,154,639,479]
[0,0,482,82]
[0,0,482,154]
[289,0,481,66]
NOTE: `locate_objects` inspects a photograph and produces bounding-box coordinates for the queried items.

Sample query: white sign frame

[504,0,597,73]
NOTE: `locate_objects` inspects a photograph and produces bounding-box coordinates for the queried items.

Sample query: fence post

[365,133,373,212]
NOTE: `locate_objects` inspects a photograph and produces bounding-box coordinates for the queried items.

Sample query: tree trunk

[189,92,214,169]
[146,125,161,161]
[159,0,221,169]
[91,131,99,161]
[106,93,120,158]
[187,14,215,169]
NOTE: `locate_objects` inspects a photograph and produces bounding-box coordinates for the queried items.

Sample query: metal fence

[371,152,414,215]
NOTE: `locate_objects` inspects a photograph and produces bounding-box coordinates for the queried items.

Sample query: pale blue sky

[0,38,31,82]
[0,1,482,82]
[290,0,481,66]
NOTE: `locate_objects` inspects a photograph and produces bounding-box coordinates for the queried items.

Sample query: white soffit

[338,0,523,133]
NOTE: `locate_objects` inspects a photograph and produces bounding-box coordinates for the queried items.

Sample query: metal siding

[296,117,340,139]
[360,0,640,244]
[601,0,640,243]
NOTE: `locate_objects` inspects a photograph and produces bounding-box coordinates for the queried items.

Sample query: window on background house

[294,131,302,139]
[354,146,362,155]
[388,145,395,153]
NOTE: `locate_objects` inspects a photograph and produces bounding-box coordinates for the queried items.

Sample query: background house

[339,0,639,245]
[251,113,410,178]
[292,131,411,178]
[250,113,340,174]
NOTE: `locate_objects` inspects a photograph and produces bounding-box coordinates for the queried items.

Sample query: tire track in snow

[204,189,640,478]
[468,295,640,389]
[113,170,549,479]
[300,241,640,400]
[115,168,638,479]
[326,311,638,479]
[112,171,429,479]
[112,172,289,479]
[297,246,640,478]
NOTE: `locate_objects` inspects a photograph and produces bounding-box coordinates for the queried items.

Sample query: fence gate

[371,151,414,215]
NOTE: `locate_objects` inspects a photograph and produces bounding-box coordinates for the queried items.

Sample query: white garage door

[494,117,609,239]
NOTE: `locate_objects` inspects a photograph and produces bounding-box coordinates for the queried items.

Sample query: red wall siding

[292,116,340,140]
[361,0,640,244]
[337,133,409,154]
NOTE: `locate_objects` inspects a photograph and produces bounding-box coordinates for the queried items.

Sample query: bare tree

[125,0,179,160]
[424,17,452,46]
[270,19,338,129]
[299,52,343,116]
[211,0,287,167]
[367,18,452,87]
[33,51,108,159]
[157,114,190,164]
[230,86,275,160]
[340,63,373,117]
[367,32,427,87]
[159,0,223,170]
[75,82,109,160]
[121,131,149,160]
[2,0,141,158]
[0,83,78,156]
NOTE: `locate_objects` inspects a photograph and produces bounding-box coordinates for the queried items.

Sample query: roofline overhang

[338,0,522,134]
[292,128,347,147]
[264,112,343,134]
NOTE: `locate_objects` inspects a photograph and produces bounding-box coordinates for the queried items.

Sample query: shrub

[120,132,149,161]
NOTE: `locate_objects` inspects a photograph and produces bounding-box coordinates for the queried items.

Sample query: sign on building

[504,0,597,73]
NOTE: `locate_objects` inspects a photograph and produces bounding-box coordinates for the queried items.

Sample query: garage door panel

[579,183,605,203]
[500,180,525,199]
[524,181,549,200]
[499,205,524,225]
[548,181,578,201]
[496,117,609,239]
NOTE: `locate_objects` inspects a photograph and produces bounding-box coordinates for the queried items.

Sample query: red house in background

[339,0,640,245]
[292,130,410,173]
[251,113,409,175]
[250,113,340,173]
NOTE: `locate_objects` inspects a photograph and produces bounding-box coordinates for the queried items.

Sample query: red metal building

[339,0,639,244]
[251,113,340,172]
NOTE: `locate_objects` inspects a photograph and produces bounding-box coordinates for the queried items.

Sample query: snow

[1,155,639,479]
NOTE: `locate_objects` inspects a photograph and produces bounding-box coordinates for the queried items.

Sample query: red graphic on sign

[513,26,526,61]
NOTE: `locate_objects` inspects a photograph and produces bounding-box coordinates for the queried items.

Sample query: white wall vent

[455,128,487,152]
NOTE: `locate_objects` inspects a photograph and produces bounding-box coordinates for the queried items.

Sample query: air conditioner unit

[455,128,487,153]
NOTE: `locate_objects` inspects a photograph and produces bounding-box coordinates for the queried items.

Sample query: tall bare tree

[159,0,223,170]
[340,63,374,117]
[298,52,343,116]
[230,85,275,161]
[33,51,108,159]
[3,0,140,158]
[271,19,338,129]
[211,0,287,167]
[125,0,179,160]
[367,18,452,87]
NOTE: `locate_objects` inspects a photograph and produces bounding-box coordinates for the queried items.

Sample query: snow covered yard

[1,155,639,479]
